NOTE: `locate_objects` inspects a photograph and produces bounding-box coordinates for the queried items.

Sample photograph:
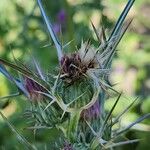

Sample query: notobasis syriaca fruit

[0,0,150,149]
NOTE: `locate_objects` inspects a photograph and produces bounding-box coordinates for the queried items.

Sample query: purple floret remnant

[81,100,100,120]
[25,77,45,100]
[63,141,74,150]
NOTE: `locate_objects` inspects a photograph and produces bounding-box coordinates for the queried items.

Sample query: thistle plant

[0,0,150,149]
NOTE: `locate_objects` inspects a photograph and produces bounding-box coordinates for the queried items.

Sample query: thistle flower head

[60,42,98,84]
[1,1,147,150]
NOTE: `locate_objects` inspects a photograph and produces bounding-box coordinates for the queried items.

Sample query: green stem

[67,110,82,142]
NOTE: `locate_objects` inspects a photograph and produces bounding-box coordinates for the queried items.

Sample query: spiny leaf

[101,0,134,68]
[0,64,14,82]
[104,19,133,68]
[33,57,46,81]
[0,59,33,77]
[26,126,52,130]
[91,94,122,149]
[63,40,74,49]
[99,93,122,136]
[11,52,35,75]
[116,113,150,136]
[108,0,135,41]
[111,97,138,126]
[101,25,106,43]
[104,139,140,149]
[0,58,50,92]
[0,64,29,97]
[37,0,63,62]
[0,92,21,100]
[0,111,37,150]
[91,21,101,43]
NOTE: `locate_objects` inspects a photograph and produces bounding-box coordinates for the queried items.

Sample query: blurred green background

[0,0,149,149]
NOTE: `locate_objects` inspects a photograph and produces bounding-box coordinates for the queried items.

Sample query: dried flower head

[60,42,99,84]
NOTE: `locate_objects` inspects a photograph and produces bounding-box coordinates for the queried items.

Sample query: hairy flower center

[60,53,95,83]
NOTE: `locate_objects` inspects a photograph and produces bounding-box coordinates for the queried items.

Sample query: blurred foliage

[0,0,150,149]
